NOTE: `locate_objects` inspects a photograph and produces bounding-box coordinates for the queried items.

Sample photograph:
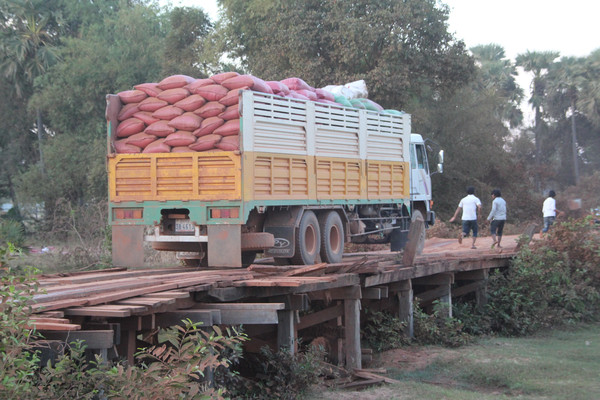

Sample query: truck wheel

[411,210,426,255]
[319,211,344,264]
[291,211,321,265]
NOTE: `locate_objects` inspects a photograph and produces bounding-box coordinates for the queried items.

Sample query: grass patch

[309,322,600,400]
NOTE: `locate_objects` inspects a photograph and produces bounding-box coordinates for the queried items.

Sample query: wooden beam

[397,279,413,338]
[40,330,114,350]
[403,218,424,266]
[413,273,454,286]
[297,303,344,331]
[277,310,295,353]
[193,303,285,325]
[455,269,488,281]
[155,310,217,328]
[306,286,362,301]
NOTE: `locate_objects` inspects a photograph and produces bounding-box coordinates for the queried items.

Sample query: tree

[0,0,62,175]
[470,44,523,128]
[217,0,474,110]
[515,50,559,190]
[161,7,213,78]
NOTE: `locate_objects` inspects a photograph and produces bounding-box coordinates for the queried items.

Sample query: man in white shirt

[542,190,561,236]
[449,186,482,249]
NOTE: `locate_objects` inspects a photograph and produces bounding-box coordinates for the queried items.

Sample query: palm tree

[0,0,61,174]
[516,50,559,189]
[471,44,523,128]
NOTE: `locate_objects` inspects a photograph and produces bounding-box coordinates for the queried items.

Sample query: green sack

[334,94,352,107]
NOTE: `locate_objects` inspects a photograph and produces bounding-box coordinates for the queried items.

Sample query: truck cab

[409,133,442,227]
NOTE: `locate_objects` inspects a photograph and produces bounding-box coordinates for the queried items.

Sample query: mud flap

[208,224,242,267]
[263,207,304,259]
[390,228,408,252]
[112,225,144,267]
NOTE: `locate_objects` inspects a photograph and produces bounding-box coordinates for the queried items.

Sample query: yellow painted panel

[108,152,241,202]
[366,161,408,200]
[316,158,362,199]
[246,153,312,200]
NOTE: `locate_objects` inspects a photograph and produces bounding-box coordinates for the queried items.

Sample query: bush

[0,219,26,248]
[362,308,410,351]
[227,345,327,400]
[480,217,600,336]
[413,301,472,347]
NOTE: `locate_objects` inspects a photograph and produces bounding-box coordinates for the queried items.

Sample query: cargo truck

[106,90,442,268]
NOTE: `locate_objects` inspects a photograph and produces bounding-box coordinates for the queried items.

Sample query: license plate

[174,219,194,233]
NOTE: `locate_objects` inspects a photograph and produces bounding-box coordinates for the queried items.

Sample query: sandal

[491,241,497,249]
[471,245,477,249]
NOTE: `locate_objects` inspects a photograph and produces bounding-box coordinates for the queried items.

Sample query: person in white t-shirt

[541,190,562,236]
[449,186,482,249]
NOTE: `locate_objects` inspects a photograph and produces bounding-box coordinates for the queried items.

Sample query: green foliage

[106,321,247,399]
[413,301,472,347]
[0,219,26,248]
[228,345,327,400]
[472,218,600,336]
[219,0,474,110]
[0,246,41,399]
[361,308,410,351]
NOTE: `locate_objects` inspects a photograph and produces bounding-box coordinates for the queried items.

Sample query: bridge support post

[397,280,414,338]
[344,298,361,370]
[277,310,296,354]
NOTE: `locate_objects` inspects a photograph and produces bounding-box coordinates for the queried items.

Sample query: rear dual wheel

[319,211,344,264]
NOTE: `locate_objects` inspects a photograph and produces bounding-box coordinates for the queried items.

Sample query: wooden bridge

[29,234,523,370]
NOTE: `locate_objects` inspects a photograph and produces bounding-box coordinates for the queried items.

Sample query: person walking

[487,189,507,248]
[449,186,482,249]
[541,190,561,236]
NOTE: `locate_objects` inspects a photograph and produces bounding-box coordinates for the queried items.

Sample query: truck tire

[291,211,321,265]
[411,210,426,255]
[319,211,344,264]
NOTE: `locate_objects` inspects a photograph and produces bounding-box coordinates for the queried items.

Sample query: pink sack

[118,90,147,104]
[281,77,313,91]
[143,138,171,153]
[164,131,197,147]
[294,89,317,101]
[315,88,335,102]
[134,82,162,97]
[144,120,176,137]
[195,101,225,118]
[194,84,228,101]
[194,116,224,137]
[215,135,240,151]
[171,146,193,153]
[168,112,202,131]
[218,104,240,121]
[174,94,206,112]
[114,139,142,154]
[211,72,239,84]
[186,78,215,93]
[126,132,157,149]
[219,87,248,106]
[221,74,273,94]
[266,81,290,95]
[116,118,145,138]
[118,103,140,121]
[152,105,184,121]
[213,119,240,137]
[138,97,168,112]
[157,88,190,104]
[189,134,222,151]
[132,111,160,126]
[157,75,195,90]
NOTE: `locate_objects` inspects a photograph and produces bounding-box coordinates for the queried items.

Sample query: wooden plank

[193,303,285,324]
[30,322,81,331]
[85,283,180,305]
[280,263,327,277]
[29,317,71,324]
[194,303,285,310]
[344,298,361,370]
[32,298,88,312]
[353,370,401,384]
[403,218,424,267]
[141,291,191,299]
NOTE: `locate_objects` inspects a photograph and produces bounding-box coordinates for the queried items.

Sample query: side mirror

[438,149,444,164]
[437,163,443,174]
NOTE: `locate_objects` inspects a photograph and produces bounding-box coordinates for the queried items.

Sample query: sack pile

[113,73,390,154]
